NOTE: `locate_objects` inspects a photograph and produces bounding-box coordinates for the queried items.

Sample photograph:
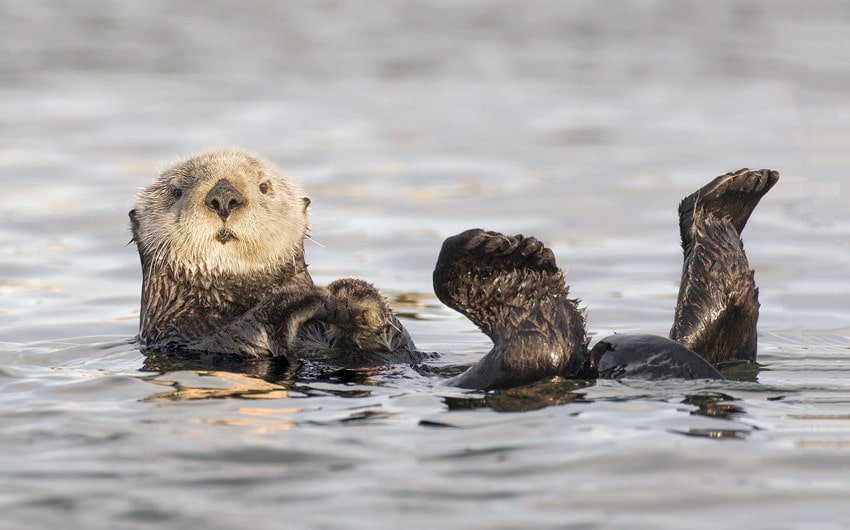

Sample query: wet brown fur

[131,148,418,363]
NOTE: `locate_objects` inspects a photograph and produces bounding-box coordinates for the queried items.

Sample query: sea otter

[130,148,421,366]
[433,168,778,388]
[130,149,777,390]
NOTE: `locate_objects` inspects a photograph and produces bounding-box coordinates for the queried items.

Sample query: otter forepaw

[325,278,392,333]
[433,228,578,352]
[312,293,360,327]
[323,277,415,352]
[435,229,558,278]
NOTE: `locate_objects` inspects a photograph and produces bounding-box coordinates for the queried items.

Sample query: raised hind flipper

[670,168,778,367]
[433,229,589,389]
[678,168,778,255]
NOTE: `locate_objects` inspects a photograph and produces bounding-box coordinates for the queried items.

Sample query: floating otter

[433,168,778,388]
[130,148,421,366]
[130,150,777,390]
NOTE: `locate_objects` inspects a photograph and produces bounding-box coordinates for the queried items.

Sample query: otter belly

[589,334,724,380]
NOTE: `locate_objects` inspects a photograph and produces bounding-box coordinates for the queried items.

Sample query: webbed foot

[678,168,779,253]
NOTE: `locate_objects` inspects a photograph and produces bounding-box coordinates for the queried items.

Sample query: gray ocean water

[2,1,850,528]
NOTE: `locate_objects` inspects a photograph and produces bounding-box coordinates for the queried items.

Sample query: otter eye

[172,188,183,200]
[259,182,270,194]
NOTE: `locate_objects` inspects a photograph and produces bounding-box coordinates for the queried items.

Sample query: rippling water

[2,1,850,528]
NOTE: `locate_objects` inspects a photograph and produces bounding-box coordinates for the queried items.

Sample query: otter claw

[518,238,542,257]
[482,234,511,254]
[317,297,361,326]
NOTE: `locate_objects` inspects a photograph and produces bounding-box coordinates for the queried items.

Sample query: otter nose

[204,179,244,221]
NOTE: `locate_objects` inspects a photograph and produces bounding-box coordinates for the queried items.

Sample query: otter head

[130,148,311,283]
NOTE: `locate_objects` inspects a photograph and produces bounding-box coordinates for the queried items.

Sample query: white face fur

[132,149,309,280]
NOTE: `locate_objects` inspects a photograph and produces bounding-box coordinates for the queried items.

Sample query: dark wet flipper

[434,229,588,389]
[672,169,777,367]
[670,213,759,366]
[678,168,779,254]
[433,229,562,338]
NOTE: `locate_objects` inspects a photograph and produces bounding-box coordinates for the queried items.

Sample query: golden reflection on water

[189,408,300,432]
[391,291,438,308]
[141,371,302,432]
[799,440,850,448]
[788,414,850,420]
[787,413,850,448]
[388,291,456,321]
[144,371,293,402]
[0,279,65,293]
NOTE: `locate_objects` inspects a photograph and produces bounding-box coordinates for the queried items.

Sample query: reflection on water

[443,378,593,413]
[673,428,750,440]
[719,361,762,382]
[684,392,745,420]
[141,350,291,380]
[188,411,298,433]
[143,371,293,402]
[678,393,751,439]
[141,352,392,401]
[387,291,450,321]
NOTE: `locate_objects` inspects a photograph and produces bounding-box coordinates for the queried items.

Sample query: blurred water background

[2,1,850,528]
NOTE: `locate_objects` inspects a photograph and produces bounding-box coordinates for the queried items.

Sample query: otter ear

[128,209,140,243]
[302,197,311,211]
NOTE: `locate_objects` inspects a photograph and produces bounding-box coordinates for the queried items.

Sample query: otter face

[131,148,309,280]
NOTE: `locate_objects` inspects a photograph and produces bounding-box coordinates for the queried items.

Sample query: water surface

[2,1,850,528]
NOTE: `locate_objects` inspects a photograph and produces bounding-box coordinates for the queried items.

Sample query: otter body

[131,152,777,391]
[131,149,419,364]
